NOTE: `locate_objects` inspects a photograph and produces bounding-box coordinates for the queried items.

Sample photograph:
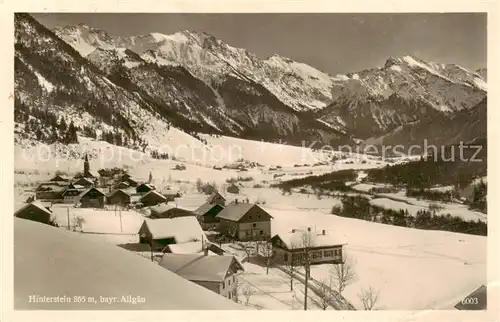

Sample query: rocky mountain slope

[15,15,487,155]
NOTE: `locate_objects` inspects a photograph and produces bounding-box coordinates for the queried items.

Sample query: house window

[222,282,225,290]
[249,216,252,220]
[252,223,256,228]
[312,251,322,259]
[259,230,263,235]
[323,250,334,257]
[334,249,341,257]
[284,253,289,262]
[228,279,231,286]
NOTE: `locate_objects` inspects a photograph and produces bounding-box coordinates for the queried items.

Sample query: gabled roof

[165,241,214,255]
[159,254,244,282]
[14,218,242,310]
[216,202,272,222]
[14,201,53,217]
[140,190,167,202]
[149,203,174,215]
[193,203,224,216]
[271,228,347,250]
[140,217,205,242]
[206,191,225,203]
[107,189,131,198]
[79,187,105,198]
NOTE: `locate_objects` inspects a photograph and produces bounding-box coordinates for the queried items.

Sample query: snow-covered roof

[140,190,166,202]
[141,217,206,242]
[14,201,53,217]
[78,187,106,198]
[149,202,174,214]
[107,189,131,198]
[273,228,347,250]
[14,218,242,309]
[159,253,244,282]
[193,202,223,216]
[216,202,272,222]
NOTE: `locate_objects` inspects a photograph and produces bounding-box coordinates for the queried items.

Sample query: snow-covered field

[268,208,486,310]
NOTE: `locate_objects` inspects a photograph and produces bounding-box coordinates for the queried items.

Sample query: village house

[194,202,224,230]
[206,191,226,206]
[15,201,56,225]
[216,200,273,240]
[107,189,131,207]
[61,183,86,203]
[79,187,106,208]
[35,182,68,201]
[138,217,206,251]
[136,183,155,194]
[139,190,167,207]
[226,183,240,194]
[149,203,194,219]
[124,177,138,188]
[158,253,244,302]
[270,228,347,266]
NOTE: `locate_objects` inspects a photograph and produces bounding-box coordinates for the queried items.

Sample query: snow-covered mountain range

[14,13,487,154]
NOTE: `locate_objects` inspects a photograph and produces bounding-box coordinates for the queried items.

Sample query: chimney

[307,227,311,232]
[291,229,296,233]
[322,229,326,235]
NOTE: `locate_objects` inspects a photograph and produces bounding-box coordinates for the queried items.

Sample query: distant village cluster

[14,155,348,303]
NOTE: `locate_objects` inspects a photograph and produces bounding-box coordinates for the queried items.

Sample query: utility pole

[304,248,310,310]
[67,207,70,230]
[119,207,123,233]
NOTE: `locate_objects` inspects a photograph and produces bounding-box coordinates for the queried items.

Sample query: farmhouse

[138,217,206,251]
[107,189,131,206]
[149,203,194,219]
[270,228,347,266]
[140,190,167,207]
[137,183,155,194]
[206,191,226,206]
[14,201,56,225]
[216,200,273,240]
[79,187,106,208]
[158,253,244,302]
[194,202,224,230]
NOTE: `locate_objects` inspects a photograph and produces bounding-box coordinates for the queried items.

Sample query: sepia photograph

[4,4,495,316]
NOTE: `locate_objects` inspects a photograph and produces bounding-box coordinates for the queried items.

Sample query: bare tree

[331,252,357,294]
[258,241,274,275]
[298,229,315,310]
[242,285,255,305]
[316,277,334,310]
[285,244,297,291]
[357,285,380,310]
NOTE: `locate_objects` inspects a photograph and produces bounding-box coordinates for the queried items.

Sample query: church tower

[83,154,90,177]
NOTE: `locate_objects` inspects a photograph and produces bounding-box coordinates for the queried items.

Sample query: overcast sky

[31,13,487,75]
